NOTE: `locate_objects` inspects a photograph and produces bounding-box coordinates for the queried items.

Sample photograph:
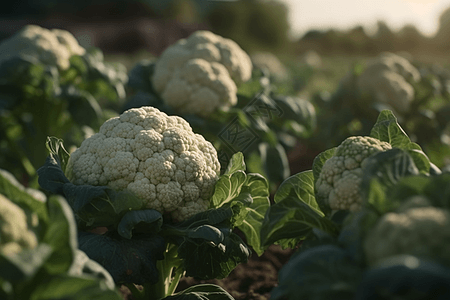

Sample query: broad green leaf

[187,225,225,246]
[62,184,145,229]
[42,195,78,274]
[273,96,317,131]
[210,171,247,208]
[370,110,411,148]
[117,209,163,239]
[369,110,431,174]
[179,232,250,280]
[78,231,166,285]
[223,152,246,175]
[274,171,321,212]
[37,154,70,195]
[312,147,336,185]
[259,143,290,185]
[0,244,52,283]
[163,284,234,300]
[236,174,270,255]
[28,274,122,300]
[68,249,115,290]
[62,86,103,127]
[361,149,420,208]
[261,171,339,248]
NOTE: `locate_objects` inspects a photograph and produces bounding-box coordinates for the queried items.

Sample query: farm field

[1,1,450,299]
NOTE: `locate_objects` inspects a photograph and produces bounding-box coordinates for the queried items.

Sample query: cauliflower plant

[66,106,221,222]
[152,30,253,117]
[0,25,85,70]
[250,51,288,81]
[356,52,421,115]
[364,197,450,267]
[0,194,38,256]
[315,136,392,212]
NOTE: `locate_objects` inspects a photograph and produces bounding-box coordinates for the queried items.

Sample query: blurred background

[2,0,450,182]
[2,0,450,91]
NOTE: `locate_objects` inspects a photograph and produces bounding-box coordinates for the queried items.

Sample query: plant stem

[125,283,144,300]
[142,243,184,300]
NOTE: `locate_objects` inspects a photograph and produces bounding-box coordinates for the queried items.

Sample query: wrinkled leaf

[261,171,339,248]
[42,195,78,274]
[78,231,166,284]
[223,152,246,175]
[259,143,290,185]
[369,110,430,174]
[117,209,163,239]
[210,171,247,208]
[178,232,250,280]
[27,273,122,300]
[361,148,420,213]
[236,174,270,255]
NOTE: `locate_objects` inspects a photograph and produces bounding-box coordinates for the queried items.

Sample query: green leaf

[163,284,234,300]
[236,174,270,255]
[28,274,122,300]
[45,136,70,174]
[273,96,317,131]
[261,171,339,248]
[259,143,290,185]
[369,110,431,174]
[42,195,78,274]
[312,147,336,185]
[62,86,103,127]
[37,154,71,195]
[117,209,163,239]
[210,171,247,208]
[370,110,411,148]
[68,249,116,290]
[0,244,52,283]
[361,149,420,213]
[178,232,250,280]
[62,184,145,229]
[78,231,166,285]
[223,152,246,175]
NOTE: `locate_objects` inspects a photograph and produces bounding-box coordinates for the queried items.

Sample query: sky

[280,0,450,38]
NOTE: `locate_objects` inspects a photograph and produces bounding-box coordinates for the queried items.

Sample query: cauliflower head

[152,30,253,117]
[364,203,450,267]
[66,106,221,222]
[250,52,288,81]
[0,194,38,256]
[0,25,85,70]
[315,136,392,212]
[357,52,421,115]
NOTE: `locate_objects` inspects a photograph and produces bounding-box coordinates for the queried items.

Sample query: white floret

[356,52,421,115]
[66,107,221,222]
[364,205,450,267]
[316,136,392,212]
[0,194,38,256]
[0,25,85,70]
[152,30,252,117]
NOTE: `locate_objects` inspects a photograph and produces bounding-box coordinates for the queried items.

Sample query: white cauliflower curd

[66,106,221,222]
[0,24,85,70]
[152,30,253,117]
[356,52,421,115]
